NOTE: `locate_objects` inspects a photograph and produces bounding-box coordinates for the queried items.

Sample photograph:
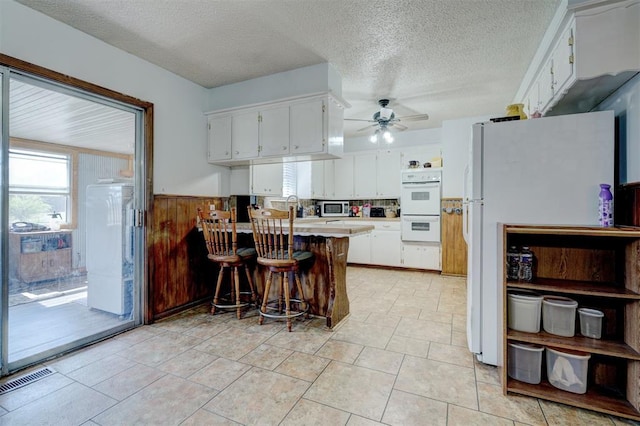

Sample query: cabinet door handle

[282,146,287,150]
[294,145,299,150]
[50,259,54,267]
[235,151,239,155]
[42,260,46,268]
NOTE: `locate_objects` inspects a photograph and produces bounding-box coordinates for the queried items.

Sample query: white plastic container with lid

[507,290,543,333]
[542,296,578,337]
[578,308,604,339]
[508,342,544,384]
[546,347,591,394]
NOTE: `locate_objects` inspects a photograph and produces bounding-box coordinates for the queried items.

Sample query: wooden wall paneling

[149,195,223,321]
[441,198,467,276]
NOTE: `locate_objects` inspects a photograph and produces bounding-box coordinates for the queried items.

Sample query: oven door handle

[402,182,440,188]
[402,216,440,222]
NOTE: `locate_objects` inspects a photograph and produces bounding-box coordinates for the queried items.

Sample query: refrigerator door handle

[462,164,470,244]
[463,164,469,203]
[462,202,469,244]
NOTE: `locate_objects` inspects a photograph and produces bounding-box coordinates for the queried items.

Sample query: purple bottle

[598,184,613,227]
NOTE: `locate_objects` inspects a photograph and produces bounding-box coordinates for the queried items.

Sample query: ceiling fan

[345,99,429,143]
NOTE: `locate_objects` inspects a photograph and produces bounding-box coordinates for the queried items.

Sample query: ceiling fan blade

[356,123,378,132]
[390,123,408,131]
[398,113,429,122]
[344,118,376,122]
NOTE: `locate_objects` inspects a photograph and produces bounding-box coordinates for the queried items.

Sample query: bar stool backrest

[197,207,237,257]
[247,206,294,261]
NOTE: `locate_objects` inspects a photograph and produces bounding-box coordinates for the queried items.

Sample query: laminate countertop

[235,220,374,238]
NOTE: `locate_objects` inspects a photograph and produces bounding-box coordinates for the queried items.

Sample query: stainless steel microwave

[319,201,350,217]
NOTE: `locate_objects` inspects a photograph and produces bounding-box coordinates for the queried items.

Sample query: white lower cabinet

[401,242,441,271]
[347,232,371,264]
[370,225,402,267]
[345,220,402,267]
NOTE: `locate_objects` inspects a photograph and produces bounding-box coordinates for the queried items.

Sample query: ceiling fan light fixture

[370,130,379,143]
[379,107,393,121]
[383,130,393,143]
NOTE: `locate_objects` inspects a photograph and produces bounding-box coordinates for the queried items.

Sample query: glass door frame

[0,56,153,376]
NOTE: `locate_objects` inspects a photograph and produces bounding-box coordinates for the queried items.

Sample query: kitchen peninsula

[235,220,374,328]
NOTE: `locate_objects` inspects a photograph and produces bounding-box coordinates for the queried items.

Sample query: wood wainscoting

[149,195,225,322]
[441,198,467,276]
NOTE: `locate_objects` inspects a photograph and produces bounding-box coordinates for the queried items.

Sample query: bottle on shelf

[506,245,520,281]
[518,246,534,282]
[598,183,613,227]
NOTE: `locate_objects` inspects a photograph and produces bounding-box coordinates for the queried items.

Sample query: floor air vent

[0,367,56,394]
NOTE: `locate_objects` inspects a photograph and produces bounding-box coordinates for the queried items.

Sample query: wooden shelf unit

[502,224,640,421]
[9,231,73,284]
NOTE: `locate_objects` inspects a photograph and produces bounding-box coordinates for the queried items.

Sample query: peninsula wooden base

[238,234,350,329]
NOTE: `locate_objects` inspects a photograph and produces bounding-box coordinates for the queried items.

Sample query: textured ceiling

[15,0,560,138]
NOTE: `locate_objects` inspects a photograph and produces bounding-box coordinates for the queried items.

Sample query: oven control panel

[401,169,441,184]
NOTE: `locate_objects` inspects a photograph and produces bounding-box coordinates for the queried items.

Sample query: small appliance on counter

[319,201,350,217]
[370,207,385,218]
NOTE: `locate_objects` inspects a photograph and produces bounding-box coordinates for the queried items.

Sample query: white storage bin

[542,296,578,337]
[578,308,604,339]
[507,290,543,333]
[546,347,590,394]
[508,342,544,384]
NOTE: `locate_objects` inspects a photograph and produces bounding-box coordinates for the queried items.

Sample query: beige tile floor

[0,266,637,425]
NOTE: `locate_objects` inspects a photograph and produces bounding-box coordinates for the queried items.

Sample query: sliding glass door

[2,70,146,373]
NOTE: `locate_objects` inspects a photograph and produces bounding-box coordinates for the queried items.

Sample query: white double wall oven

[400,169,442,242]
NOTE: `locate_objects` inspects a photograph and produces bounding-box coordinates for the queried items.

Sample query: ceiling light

[383,130,393,143]
[370,130,379,143]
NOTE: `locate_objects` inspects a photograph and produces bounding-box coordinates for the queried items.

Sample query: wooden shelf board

[507,330,640,360]
[503,224,640,238]
[507,379,640,421]
[507,279,640,300]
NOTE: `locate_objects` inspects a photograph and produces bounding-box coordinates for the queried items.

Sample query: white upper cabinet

[231,111,260,159]
[296,160,334,199]
[206,93,346,165]
[259,106,290,157]
[250,162,283,196]
[376,150,402,197]
[207,115,232,162]
[517,0,639,117]
[290,98,325,154]
[354,152,377,198]
[333,154,355,199]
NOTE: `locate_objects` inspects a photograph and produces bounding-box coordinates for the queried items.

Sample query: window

[282,162,297,197]
[9,148,72,226]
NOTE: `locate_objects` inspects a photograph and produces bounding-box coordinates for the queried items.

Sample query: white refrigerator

[462,110,614,366]
[86,183,134,316]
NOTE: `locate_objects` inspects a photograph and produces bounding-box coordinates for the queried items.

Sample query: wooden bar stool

[197,207,258,319]
[247,206,312,331]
